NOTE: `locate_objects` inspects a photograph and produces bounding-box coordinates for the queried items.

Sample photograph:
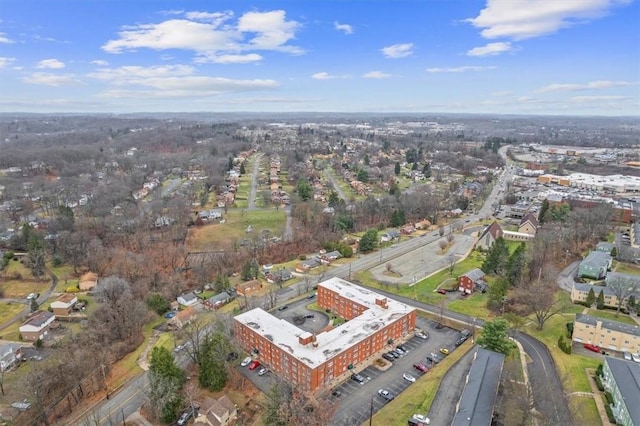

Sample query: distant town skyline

[1,0,639,116]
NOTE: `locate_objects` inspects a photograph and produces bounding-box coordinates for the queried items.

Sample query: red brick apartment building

[233,278,416,392]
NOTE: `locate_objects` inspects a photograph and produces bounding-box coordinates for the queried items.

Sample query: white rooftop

[234,277,415,368]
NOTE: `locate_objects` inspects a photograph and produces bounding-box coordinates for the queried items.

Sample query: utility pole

[369,395,374,426]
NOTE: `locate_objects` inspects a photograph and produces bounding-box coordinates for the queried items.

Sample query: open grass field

[613,261,640,275]
[186,208,286,251]
[0,302,26,330]
[0,279,50,299]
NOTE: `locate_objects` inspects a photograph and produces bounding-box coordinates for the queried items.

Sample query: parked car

[623,352,632,361]
[26,293,39,301]
[351,373,366,384]
[397,344,409,353]
[415,331,429,339]
[583,343,601,353]
[377,389,394,402]
[382,352,396,362]
[257,367,268,376]
[278,305,288,311]
[390,349,403,358]
[455,336,467,346]
[306,293,316,299]
[304,314,315,319]
[248,360,261,370]
[177,410,193,426]
[412,414,431,424]
[413,363,429,373]
[164,311,177,319]
[331,389,342,397]
[403,373,416,383]
[241,356,252,367]
[632,353,640,363]
[426,353,440,364]
[439,347,450,356]
[395,346,406,355]
[174,344,185,353]
[437,288,447,295]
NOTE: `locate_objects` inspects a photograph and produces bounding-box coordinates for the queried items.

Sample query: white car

[415,331,429,340]
[412,414,430,424]
[240,357,252,367]
[632,353,640,363]
[403,373,416,383]
[258,367,268,376]
[623,352,632,361]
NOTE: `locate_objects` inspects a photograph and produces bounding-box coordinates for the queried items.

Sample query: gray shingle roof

[604,357,640,426]
[575,313,640,337]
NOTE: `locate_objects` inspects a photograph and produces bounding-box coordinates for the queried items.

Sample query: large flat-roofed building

[572,313,640,354]
[233,278,416,392]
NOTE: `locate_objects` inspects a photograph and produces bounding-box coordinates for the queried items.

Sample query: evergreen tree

[476,318,515,355]
[213,275,230,293]
[198,333,229,391]
[482,237,509,277]
[148,346,185,423]
[358,229,378,253]
[390,209,406,227]
[364,154,370,166]
[596,289,605,310]
[328,190,341,207]
[586,288,596,307]
[296,178,312,201]
[487,277,509,312]
[239,161,246,174]
[357,169,369,183]
[241,261,254,281]
[506,243,527,286]
[394,162,401,176]
[538,199,549,224]
[422,163,431,178]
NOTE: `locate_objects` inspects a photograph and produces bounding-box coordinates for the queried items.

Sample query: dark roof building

[602,357,640,426]
[451,347,505,426]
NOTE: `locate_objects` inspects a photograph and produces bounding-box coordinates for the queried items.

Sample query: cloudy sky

[1,0,638,115]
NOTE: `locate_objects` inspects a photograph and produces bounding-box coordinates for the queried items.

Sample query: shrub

[51,255,63,267]
[566,322,574,337]
[604,404,616,424]
[557,335,572,354]
[594,375,604,392]
[604,391,614,405]
[596,363,603,377]
[65,286,80,293]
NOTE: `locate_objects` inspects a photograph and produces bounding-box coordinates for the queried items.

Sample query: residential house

[19,311,55,341]
[266,269,293,284]
[204,292,232,310]
[50,294,77,316]
[596,242,615,255]
[475,221,503,250]
[198,209,223,222]
[573,275,640,308]
[414,219,432,230]
[401,225,415,235]
[578,251,612,280]
[177,292,199,307]
[572,313,640,354]
[380,229,400,243]
[0,343,23,372]
[601,357,640,426]
[79,272,99,291]
[194,395,237,426]
[168,307,196,329]
[296,257,320,273]
[451,347,505,426]
[458,268,487,294]
[236,280,262,296]
[518,213,539,236]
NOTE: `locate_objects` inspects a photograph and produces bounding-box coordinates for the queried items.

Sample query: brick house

[235,280,262,297]
[19,311,55,341]
[168,307,196,330]
[79,272,98,291]
[50,293,77,316]
[458,268,487,294]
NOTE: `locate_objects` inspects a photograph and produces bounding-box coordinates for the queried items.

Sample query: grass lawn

[367,341,475,426]
[0,302,26,329]
[0,279,51,299]
[585,308,638,325]
[186,208,286,251]
[447,293,492,319]
[613,261,640,276]
[2,258,33,278]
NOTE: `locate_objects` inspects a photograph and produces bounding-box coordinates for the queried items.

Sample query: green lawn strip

[367,342,475,426]
[0,303,26,333]
[446,293,492,319]
[612,261,640,275]
[568,396,601,426]
[585,308,638,325]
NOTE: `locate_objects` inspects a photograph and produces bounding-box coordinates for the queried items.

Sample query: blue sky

[1,0,638,115]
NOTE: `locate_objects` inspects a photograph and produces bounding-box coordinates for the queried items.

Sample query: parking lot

[331,317,463,425]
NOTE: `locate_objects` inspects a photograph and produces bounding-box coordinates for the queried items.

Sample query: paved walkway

[585,368,611,426]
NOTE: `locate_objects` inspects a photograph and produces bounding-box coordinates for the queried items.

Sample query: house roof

[580,251,611,269]
[596,241,615,252]
[575,313,640,337]
[21,311,54,328]
[460,268,485,282]
[519,213,539,228]
[234,278,415,368]
[478,221,503,241]
[55,293,77,305]
[208,292,231,304]
[604,357,640,425]
[451,347,505,426]
[178,292,197,303]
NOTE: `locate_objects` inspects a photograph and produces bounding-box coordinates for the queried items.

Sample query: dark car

[331,389,342,397]
[455,336,467,346]
[304,314,315,319]
[426,353,440,364]
[382,352,396,362]
[391,349,403,358]
[397,344,408,353]
[226,352,238,362]
[278,305,288,311]
[351,373,365,384]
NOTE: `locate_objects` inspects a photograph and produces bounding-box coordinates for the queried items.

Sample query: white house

[19,311,55,341]
[177,292,199,307]
[0,343,23,372]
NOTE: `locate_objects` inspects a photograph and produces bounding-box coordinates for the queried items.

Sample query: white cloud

[466,42,513,56]
[536,80,635,93]
[467,0,632,41]
[195,53,263,64]
[0,57,16,68]
[102,9,302,60]
[22,73,81,87]
[88,64,278,98]
[491,91,513,97]
[36,59,65,69]
[381,43,413,58]
[312,72,335,80]
[91,60,109,66]
[0,32,14,44]
[363,71,391,79]
[426,65,495,73]
[334,21,354,34]
[570,95,633,103]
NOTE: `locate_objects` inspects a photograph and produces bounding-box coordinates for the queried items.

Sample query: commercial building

[601,357,640,426]
[572,313,640,354]
[233,278,416,392]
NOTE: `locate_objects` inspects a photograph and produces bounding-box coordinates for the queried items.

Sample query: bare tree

[606,274,639,315]
[514,279,568,330]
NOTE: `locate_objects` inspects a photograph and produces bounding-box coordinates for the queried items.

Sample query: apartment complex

[601,357,640,426]
[233,278,416,392]
[572,313,640,354]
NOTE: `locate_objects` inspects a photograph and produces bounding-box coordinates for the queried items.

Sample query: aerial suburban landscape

[1,1,639,426]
